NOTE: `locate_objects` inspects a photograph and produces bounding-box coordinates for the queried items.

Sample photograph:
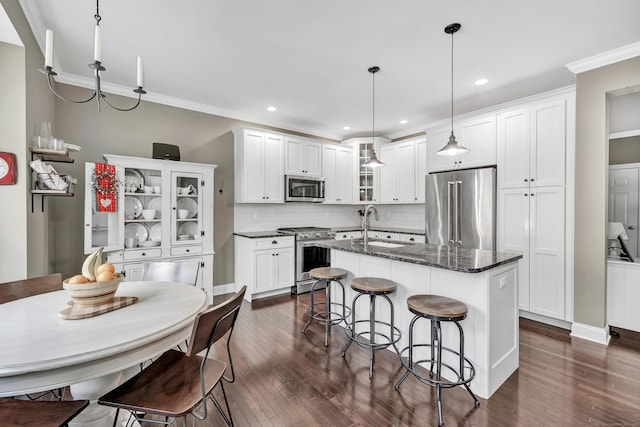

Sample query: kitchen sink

[367,241,405,248]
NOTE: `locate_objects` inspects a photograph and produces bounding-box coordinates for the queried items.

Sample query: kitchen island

[316,239,522,399]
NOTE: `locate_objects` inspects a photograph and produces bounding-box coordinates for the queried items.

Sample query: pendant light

[363,66,385,168]
[436,23,470,157]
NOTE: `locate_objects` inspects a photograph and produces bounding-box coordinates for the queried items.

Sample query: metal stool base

[302,278,349,347]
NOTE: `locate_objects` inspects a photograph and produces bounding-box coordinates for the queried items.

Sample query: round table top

[0,281,206,380]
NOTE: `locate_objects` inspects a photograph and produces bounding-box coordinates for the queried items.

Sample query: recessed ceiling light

[400,120,408,124]
[267,106,277,112]
[475,78,488,86]
[343,126,351,130]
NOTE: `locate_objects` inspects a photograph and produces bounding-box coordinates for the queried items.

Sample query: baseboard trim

[213,283,236,296]
[570,322,611,346]
[519,310,572,330]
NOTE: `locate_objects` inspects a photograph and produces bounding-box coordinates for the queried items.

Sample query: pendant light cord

[450,29,454,135]
[95,0,101,25]
[372,70,376,140]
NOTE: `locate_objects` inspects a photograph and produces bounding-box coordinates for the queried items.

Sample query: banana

[92,247,104,279]
[81,247,103,281]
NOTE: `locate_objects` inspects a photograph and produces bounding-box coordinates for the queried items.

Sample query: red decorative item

[94,162,117,212]
[0,152,17,185]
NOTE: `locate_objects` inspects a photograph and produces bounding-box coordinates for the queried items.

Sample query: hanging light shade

[363,66,385,168]
[436,23,470,157]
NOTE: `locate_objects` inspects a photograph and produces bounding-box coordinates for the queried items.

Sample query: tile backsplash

[234,203,424,232]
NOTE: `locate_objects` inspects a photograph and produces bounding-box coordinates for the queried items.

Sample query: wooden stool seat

[0,397,89,427]
[407,294,468,320]
[351,277,397,294]
[309,267,347,280]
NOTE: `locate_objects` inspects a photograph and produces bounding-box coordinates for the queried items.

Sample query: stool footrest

[304,303,350,326]
[397,344,476,388]
[344,320,401,351]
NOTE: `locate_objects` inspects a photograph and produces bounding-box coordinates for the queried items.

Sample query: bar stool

[302,267,350,347]
[395,294,479,426]
[341,277,401,378]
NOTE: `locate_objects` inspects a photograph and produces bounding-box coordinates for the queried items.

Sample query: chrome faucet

[363,204,379,246]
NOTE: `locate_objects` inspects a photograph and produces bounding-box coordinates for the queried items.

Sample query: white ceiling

[19,0,640,141]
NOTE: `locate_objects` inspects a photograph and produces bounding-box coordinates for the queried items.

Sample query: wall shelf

[30,148,75,213]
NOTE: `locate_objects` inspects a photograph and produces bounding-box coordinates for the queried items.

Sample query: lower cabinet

[498,186,565,320]
[113,254,214,304]
[335,231,363,240]
[234,235,295,301]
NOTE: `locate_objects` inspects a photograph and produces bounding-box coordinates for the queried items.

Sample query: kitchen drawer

[399,234,425,243]
[123,248,162,260]
[370,231,400,240]
[171,245,203,256]
[335,231,362,240]
[253,237,294,250]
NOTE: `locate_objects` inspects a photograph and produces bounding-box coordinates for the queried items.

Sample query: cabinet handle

[121,271,126,277]
[272,240,278,244]
[524,179,528,182]
[186,249,190,253]
[172,207,176,210]
[409,238,415,242]
[530,193,535,197]
[629,226,637,230]
[530,178,535,182]
[142,252,146,256]
[524,193,528,197]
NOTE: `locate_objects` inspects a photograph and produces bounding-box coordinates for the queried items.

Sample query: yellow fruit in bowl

[67,274,89,284]
[96,271,115,282]
[96,263,115,275]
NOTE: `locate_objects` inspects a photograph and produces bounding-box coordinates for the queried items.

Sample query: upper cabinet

[285,137,322,177]
[426,115,497,173]
[379,140,417,203]
[234,128,284,203]
[415,137,428,203]
[497,99,566,189]
[322,144,353,204]
[343,137,389,204]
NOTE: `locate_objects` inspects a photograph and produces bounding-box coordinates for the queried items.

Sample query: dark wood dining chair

[98,285,247,427]
[141,261,200,286]
[0,397,89,427]
[0,273,63,304]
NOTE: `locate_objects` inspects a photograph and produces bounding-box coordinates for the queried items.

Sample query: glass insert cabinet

[83,154,216,302]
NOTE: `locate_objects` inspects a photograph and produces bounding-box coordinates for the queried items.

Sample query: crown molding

[566,41,640,74]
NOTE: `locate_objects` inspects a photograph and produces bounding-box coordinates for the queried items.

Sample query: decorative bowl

[63,274,122,306]
[141,209,156,220]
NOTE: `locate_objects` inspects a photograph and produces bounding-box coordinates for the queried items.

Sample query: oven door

[297,240,331,282]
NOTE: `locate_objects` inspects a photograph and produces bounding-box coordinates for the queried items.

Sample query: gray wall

[52,84,243,286]
[574,56,640,328]
[0,0,56,281]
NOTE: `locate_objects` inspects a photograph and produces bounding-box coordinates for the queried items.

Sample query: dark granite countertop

[332,226,424,235]
[234,230,293,239]
[317,239,522,273]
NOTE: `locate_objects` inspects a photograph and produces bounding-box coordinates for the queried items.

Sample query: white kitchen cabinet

[379,140,416,203]
[497,99,566,189]
[322,144,353,204]
[343,137,390,204]
[84,155,216,303]
[426,115,497,173]
[234,235,295,301]
[285,137,322,177]
[415,137,428,203]
[234,128,284,203]
[498,186,565,319]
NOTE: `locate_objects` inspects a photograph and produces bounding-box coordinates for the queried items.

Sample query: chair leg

[324,280,331,347]
[209,381,234,427]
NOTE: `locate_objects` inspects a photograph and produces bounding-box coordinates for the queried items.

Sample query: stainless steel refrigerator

[425,166,496,250]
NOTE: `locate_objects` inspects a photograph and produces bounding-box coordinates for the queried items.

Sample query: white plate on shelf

[125,223,148,242]
[148,197,162,218]
[177,198,198,219]
[178,222,198,237]
[139,240,160,247]
[149,223,162,241]
[125,196,143,219]
[124,169,144,189]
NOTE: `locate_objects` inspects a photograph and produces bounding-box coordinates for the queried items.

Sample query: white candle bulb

[93,25,102,62]
[136,56,143,87]
[45,29,53,68]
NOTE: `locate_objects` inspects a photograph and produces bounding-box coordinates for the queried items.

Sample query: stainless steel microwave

[285,175,325,202]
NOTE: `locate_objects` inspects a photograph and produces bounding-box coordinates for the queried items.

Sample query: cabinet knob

[409,238,415,242]
[524,193,528,197]
[524,179,528,182]
[141,252,146,256]
[530,193,535,197]
[272,240,278,244]
[186,249,190,253]
[530,178,535,182]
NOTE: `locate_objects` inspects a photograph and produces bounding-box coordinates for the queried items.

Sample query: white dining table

[0,281,207,426]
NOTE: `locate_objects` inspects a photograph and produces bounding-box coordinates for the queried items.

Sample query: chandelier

[39,0,146,112]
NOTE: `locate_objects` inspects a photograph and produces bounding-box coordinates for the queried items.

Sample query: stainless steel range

[277,227,336,294]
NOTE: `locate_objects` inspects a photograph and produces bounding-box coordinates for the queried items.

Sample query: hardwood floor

[100,292,640,426]
[181,292,640,427]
